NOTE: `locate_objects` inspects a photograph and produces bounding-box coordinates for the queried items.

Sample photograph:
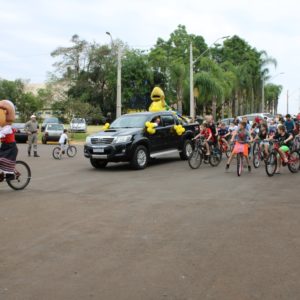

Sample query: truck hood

[90,127,142,138]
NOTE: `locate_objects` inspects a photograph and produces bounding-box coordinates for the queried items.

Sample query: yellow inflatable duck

[149,87,166,112]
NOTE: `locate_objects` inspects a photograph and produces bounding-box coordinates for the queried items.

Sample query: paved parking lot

[1,144,300,300]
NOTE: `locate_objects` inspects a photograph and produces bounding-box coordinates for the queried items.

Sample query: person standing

[25,115,40,157]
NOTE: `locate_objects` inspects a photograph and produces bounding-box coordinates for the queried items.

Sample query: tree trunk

[212,96,217,121]
[177,85,183,115]
[228,99,232,118]
[234,93,239,116]
[251,88,254,113]
[203,103,207,116]
[221,97,225,119]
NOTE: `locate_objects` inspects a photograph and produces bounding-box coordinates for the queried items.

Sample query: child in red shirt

[193,122,212,156]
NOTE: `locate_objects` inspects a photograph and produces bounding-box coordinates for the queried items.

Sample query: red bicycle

[218,137,232,158]
[265,140,300,176]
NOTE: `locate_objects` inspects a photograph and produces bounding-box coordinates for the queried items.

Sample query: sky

[0,0,299,114]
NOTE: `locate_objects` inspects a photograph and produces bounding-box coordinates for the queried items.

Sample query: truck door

[146,115,166,152]
[160,114,179,149]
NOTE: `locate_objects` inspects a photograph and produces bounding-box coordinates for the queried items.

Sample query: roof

[122,111,174,117]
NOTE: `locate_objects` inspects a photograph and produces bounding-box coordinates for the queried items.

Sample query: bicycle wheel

[67,145,77,157]
[6,161,31,190]
[252,141,259,156]
[52,147,61,159]
[288,150,300,173]
[237,153,243,176]
[209,146,222,167]
[188,150,202,169]
[225,146,231,158]
[265,152,277,177]
[253,148,260,168]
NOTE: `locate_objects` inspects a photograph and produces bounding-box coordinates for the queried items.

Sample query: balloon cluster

[174,124,185,136]
[145,121,156,134]
[103,123,110,130]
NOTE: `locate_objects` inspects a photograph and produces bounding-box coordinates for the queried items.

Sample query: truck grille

[91,137,114,145]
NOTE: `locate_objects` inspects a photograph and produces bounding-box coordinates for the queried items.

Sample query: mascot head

[151,87,165,102]
[0,100,16,127]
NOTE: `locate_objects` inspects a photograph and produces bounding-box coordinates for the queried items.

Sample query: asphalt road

[0,144,300,300]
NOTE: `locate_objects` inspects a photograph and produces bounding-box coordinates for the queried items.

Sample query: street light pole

[262,77,265,112]
[189,36,230,121]
[287,89,289,114]
[116,47,122,118]
[189,42,194,121]
[106,31,122,118]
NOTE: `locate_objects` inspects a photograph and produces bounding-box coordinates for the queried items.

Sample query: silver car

[70,118,87,133]
[42,123,64,144]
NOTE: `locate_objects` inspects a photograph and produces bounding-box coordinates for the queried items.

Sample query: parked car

[70,118,87,133]
[41,117,61,132]
[239,113,274,125]
[12,123,28,143]
[42,123,64,144]
[84,111,200,170]
[221,118,235,126]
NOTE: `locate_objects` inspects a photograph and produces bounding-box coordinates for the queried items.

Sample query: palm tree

[194,72,223,119]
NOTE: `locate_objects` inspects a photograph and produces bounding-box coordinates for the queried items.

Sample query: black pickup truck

[84,111,200,170]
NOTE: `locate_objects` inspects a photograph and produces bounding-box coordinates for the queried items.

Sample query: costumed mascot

[149,87,167,112]
[0,100,17,181]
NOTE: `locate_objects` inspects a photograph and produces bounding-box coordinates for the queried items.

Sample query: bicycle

[188,137,222,169]
[234,141,250,176]
[2,160,31,190]
[218,137,232,158]
[252,139,272,168]
[265,140,300,177]
[52,142,77,160]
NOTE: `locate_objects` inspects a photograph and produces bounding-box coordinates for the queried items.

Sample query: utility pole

[261,78,265,112]
[287,90,289,114]
[189,42,194,121]
[106,31,122,118]
[116,47,122,118]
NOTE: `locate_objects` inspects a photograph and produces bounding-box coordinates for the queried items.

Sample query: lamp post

[106,32,122,118]
[189,36,229,121]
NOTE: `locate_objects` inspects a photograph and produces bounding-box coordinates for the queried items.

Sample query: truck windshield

[110,115,149,128]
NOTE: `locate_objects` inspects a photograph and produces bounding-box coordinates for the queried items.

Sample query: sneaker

[248,165,251,172]
[225,164,230,171]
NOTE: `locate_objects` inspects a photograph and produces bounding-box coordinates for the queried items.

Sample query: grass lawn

[38,125,104,143]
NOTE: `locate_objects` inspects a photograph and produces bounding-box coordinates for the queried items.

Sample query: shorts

[233,142,248,156]
[260,140,269,146]
[60,144,67,151]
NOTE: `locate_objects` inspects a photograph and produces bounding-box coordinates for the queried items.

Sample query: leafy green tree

[264,83,282,114]
[0,79,43,122]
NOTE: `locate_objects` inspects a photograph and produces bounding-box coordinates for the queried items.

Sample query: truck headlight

[114,135,132,144]
[85,136,92,144]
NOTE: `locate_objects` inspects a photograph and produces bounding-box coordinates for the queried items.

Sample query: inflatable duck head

[0,100,15,127]
[149,87,166,112]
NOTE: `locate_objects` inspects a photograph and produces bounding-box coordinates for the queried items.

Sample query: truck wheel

[180,139,193,160]
[130,145,149,170]
[90,158,108,169]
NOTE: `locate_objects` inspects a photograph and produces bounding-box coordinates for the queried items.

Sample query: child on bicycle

[58,129,68,159]
[272,124,294,173]
[193,122,212,157]
[218,123,230,148]
[255,123,270,158]
[226,121,252,172]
